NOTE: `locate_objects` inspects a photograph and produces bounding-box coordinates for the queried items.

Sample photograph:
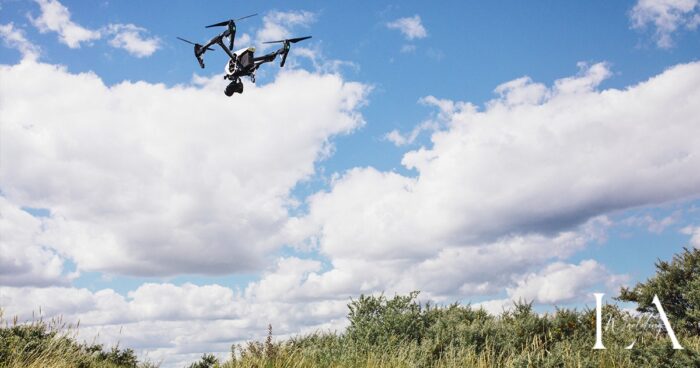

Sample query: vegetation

[618,247,700,335]
[0,314,155,368]
[3,248,700,367]
[182,296,700,368]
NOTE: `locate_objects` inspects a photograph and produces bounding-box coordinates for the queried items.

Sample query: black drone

[177,14,311,96]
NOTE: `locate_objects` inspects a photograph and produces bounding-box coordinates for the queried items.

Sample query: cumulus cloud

[385,121,438,146]
[507,260,625,304]
[385,95,470,146]
[630,0,700,48]
[0,23,41,60]
[255,10,315,50]
[291,62,700,264]
[0,197,76,287]
[280,60,700,313]
[29,0,101,48]
[475,260,626,314]
[681,225,700,248]
[0,60,369,277]
[386,15,427,40]
[28,0,160,56]
[105,24,160,58]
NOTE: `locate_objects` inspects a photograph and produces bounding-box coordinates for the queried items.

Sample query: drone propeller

[263,36,312,67]
[205,13,258,28]
[177,37,211,68]
[176,37,215,51]
[262,36,312,44]
[206,14,257,49]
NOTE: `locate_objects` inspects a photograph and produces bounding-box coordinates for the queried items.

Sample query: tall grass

[0,310,155,368]
[207,296,700,368]
[3,295,699,368]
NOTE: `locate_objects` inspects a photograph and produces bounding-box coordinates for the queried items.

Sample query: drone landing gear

[224,78,244,96]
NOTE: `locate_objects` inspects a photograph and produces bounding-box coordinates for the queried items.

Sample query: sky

[1,0,699,366]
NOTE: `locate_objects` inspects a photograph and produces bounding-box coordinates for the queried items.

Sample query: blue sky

[1,0,700,366]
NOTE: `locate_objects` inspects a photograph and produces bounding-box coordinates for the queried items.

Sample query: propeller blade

[176,37,197,46]
[206,14,257,28]
[263,36,312,44]
[288,36,312,43]
[206,20,231,28]
[236,13,258,21]
[177,37,215,51]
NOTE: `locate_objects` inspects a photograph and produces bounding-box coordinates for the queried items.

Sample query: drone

[177,14,311,96]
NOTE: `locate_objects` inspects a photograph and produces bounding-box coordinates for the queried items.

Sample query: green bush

[0,315,153,368]
[619,247,700,335]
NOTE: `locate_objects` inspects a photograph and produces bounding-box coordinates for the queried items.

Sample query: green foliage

[0,314,154,368]
[220,291,700,368]
[187,353,219,368]
[618,247,700,335]
[346,291,428,345]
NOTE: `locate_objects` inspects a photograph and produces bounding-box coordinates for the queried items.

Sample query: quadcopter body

[177,14,311,96]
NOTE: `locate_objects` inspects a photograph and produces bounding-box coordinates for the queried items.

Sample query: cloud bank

[0,60,369,278]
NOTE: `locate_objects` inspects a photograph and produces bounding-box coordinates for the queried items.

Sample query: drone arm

[225,26,236,50]
[253,47,284,63]
[216,39,236,60]
[193,36,221,68]
[253,52,278,63]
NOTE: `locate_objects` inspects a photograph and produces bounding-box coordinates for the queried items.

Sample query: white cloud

[105,24,160,58]
[630,0,700,48]
[400,44,416,53]
[277,61,700,313]
[476,260,627,313]
[681,225,700,248]
[255,10,315,50]
[385,121,438,146]
[29,0,101,48]
[385,95,473,146]
[28,0,161,57]
[291,44,360,74]
[507,260,625,304]
[624,211,680,233]
[235,32,252,48]
[0,23,41,60]
[291,62,700,264]
[0,197,75,287]
[0,60,369,277]
[387,15,427,40]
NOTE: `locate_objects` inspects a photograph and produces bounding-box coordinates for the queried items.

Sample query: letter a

[652,295,684,350]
